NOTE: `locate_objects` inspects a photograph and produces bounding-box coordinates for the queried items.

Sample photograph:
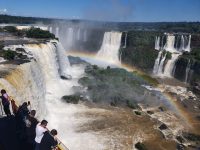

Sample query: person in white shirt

[35,120,48,150]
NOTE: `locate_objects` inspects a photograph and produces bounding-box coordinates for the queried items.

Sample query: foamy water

[44,64,106,150]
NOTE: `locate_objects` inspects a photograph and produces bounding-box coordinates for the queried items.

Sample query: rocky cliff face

[121,31,160,72]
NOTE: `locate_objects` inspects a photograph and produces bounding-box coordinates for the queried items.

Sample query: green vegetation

[136,72,159,86]
[174,46,200,84]
[79,65,147,107]
[26,27,55,39]
[165,51,172,60]
[1,25,56,39]
[121,31,160,71]
[0,48,29,61]
[0,14,52,24]
[158,22,200,33]
[190,48,200,61]
[1,50,16,60]
[3,26,18,33]
[61,95,81,104]
[126,100,139,109]
[0,42,4,50]
[0,27,4,32]
[1,15,200,33]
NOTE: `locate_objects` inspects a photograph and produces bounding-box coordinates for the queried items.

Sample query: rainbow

[66,51,200,132]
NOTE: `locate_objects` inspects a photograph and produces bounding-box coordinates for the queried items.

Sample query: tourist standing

[0,89,11,116]
[25,110,39,150]
[40,129,58,150]
[35,120,48,150]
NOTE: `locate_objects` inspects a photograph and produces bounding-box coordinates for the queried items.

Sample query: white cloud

[0,8,7,14]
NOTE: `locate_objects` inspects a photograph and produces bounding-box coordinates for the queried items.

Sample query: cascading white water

[83,30,87,42]
[54,41,71,78]
[49,26,89,50]
[153,51,162,74]
[66,28,74,49]
[172,64,177,77]
[0,62,46,117]
[185,59,191,83]
[55,27,59,38]
[180,35,185,51]
[77,28,81,41]
[163,53,181,77]
[157,53,167,75]
[155,36,160,50]
[96,31,122,65]
[184,35,191,52]
[123,32,127,48]
[0,41,106,149]
[153,34,191,77]
[0,42,63,117]
[164,35,176,52]
[49,26,53,33]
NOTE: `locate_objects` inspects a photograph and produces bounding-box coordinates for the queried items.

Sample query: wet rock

[146,110,154,115]
[192,82,200,94]
[196,115,200,121]
[16,48,26,53]
[62,95,82,104]
[159,124,168,130]
[183,132,200,142]
[188,145,199,149]
[158,106,167,112]
[61,75,72,80]
[135,142,147,150]
[134,111,142,115]
[176,136,185,143]
[176,144,185,150]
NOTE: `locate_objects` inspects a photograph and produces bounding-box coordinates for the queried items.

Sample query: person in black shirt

[40,129,58,150]
[25,110,39,150]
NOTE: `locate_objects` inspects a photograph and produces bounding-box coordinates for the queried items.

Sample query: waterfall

[83,30,87,42]
[164,35,176,52]
[123,32,127,48]
[55,27,59,38]
[76,28,81,41]
[96,31,122,65]
[172,64,177,77]
[175,36,179,50]
[153,34,192,77]
[157,53,167,75]
[153,51,162,74]
[155,36,160,50]
[184,35,191,52]
[66,28,74,50]
[0,41,107,149]
[49,26,52,33]
[185,59,191,83]
[54,41,71,79]
[0,42,68,117]
[0,62,46,117]
[180,35,185,51]
[161,36,164,50]
[163,53,181,77]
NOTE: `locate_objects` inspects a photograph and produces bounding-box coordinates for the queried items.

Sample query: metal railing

[0,97,69,150]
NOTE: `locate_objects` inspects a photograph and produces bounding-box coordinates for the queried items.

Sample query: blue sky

[0,0,200,22]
